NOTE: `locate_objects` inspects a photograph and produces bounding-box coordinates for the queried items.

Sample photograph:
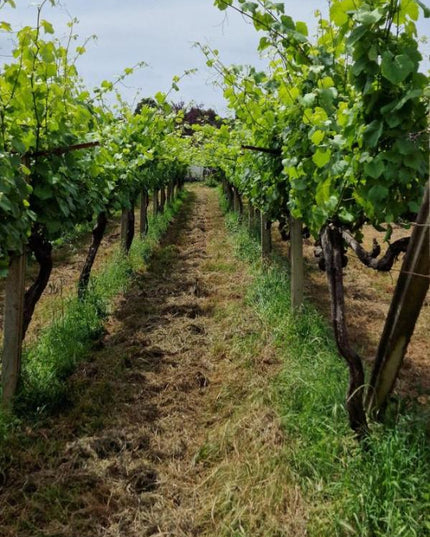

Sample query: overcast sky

[0,1,428,113]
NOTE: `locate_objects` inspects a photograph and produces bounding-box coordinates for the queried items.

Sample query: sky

[0,1,428,114]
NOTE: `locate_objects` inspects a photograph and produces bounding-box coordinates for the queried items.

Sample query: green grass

[224,208,430,537]
[0,192,187,431]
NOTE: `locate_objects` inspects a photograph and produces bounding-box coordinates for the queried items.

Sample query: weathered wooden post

[167,182,173,205]
[2,253,26,406]
[140,189,149,237]
[261,212,272,260]
[367,183,430,417]
[233,187,241,213]
[248,204,255,232]
[255,208,261,237]
[120,208,129,252]
[223,180,234,211]
[152,189,159,216]
[290,216,304,311]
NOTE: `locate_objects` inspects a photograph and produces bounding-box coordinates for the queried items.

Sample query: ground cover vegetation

[222,200,430,536]
[0,0,194,408]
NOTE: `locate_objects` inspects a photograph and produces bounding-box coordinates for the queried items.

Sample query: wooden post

[167,182,172,205]
[152,189,159,217]
[2,253,26,406]
[290,217,304,311]
[248,204,255,232]
[261,212,272,260]
[160,186,166,213]
[140,189,148,237]
[233,187,240,213]
[367,183,430,417]
[224,180,234,211]
[120,208,129,252]
[255,208,261,238]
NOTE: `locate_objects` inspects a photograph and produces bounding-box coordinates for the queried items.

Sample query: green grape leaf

[339,208,355,223]
[330,0,356,26]
[363,120,383,148]
[355,8,384,25]
[316,178,331,205]
[296,21,308,36]
[0,193,13,212]
[310,130,325,145]
[348,25,368,46]
[0,21,12,32]
[214,0,232,10]
[381,53,415,84]
[364,158,384,179]
[312,148,331,168]
[33,184,53,201]
[41,20,54,34]
[368,184,389,203]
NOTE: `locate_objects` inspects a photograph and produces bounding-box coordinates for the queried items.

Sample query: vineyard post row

[222,178,304,310]
[2,142,100,406]
[2,170,185,407]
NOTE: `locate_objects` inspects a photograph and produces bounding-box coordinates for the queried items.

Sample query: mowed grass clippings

[0,186,307,537]
[0,186,428,537]
[190,197,307,537]
[223,204,430,537]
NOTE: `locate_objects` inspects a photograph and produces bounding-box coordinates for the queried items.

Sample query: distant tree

[172,102,223,135]
[134,97,158,115]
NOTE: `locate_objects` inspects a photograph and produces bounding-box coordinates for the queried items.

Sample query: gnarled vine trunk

[23,225,53,338]
[320,225,368,439]
[140,189,149,237]
[78,212,108,300]
[126,206,135,253]
[159,186,166,213]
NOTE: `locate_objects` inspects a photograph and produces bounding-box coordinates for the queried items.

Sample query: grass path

[0,186,303,536]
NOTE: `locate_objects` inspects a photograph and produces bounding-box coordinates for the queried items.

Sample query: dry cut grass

[0,185,308,537]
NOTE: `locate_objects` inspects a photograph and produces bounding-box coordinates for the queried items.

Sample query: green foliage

[206,0,428,237]
[0,4,193,275]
